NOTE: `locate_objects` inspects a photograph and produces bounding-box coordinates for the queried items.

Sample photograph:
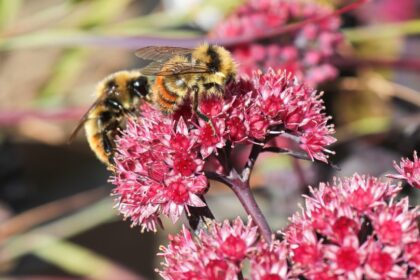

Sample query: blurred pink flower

[210,0,343,87]
[358,0,416,23]
[284,174,419,279]
[389,151,420,189]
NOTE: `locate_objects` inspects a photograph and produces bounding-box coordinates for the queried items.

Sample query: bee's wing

[139,61,211,76]
[135,46,211,76]
[135,46,193,63]
[68,99,102,143]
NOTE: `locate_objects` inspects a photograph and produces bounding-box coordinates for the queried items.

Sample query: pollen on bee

[175,79,185,86]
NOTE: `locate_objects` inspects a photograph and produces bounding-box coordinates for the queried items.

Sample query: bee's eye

[129,76,149,98]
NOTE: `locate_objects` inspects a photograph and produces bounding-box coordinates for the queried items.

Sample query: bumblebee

[69,70,151,165]
[135,43,237,121]
[71,44,236,166]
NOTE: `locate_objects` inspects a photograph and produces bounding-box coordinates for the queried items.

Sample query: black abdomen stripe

[207,45,221,72]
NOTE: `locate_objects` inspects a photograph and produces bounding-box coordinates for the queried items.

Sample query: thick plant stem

[228,170,272,243]
[208,143,273,242]
[205,170,273,243]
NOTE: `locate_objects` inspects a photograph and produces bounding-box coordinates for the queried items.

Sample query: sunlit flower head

[158,217,290,280]
[155,174,418,279]
[284,174,419,279]
[111,69,336,231]
[111,108,208,232]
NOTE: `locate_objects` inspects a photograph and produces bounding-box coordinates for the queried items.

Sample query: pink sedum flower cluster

[158,173,419,279]
[158,217,289,280]
[284,174,419,279]
[389,151,420,189]
[111,106,208,232]
[111,69,335,231]
[210,0,343,87]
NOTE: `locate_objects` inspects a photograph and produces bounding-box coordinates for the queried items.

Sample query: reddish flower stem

[206,143,273,243]
[242,144,264,181]
[206,170,272,243]
[228,170,272,243]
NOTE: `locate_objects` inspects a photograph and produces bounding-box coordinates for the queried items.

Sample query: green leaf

[344,20,420,42]
[37,48,89,105]
[0,197,117,262]
[35,238,141,279]
[0,0,22,29]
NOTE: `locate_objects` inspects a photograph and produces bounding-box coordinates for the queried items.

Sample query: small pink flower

[364,239,408,279]
[199,97,224,117]
[371,198,419,246]
[365,250,406,279]
[342,174,400,213]
[292,241,321,266]
[172,152,200,176]
[201,217,259,257]
[323,236,366,279]
[389,151,420,189]
[367,251,394,276]
[250,241,289,280]
[247,110,270,140]
[220,234,248,261]
[197,118,226,158]
[332,216,359,244]
[336,245,362,272]
[299,125,336,163]
[405,241,420,270]
[226,116,247,142]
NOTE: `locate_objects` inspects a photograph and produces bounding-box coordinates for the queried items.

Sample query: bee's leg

[97,114,117,165]
[192,87,216,134]
[101,132,117,171]
[102,132,114,162]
